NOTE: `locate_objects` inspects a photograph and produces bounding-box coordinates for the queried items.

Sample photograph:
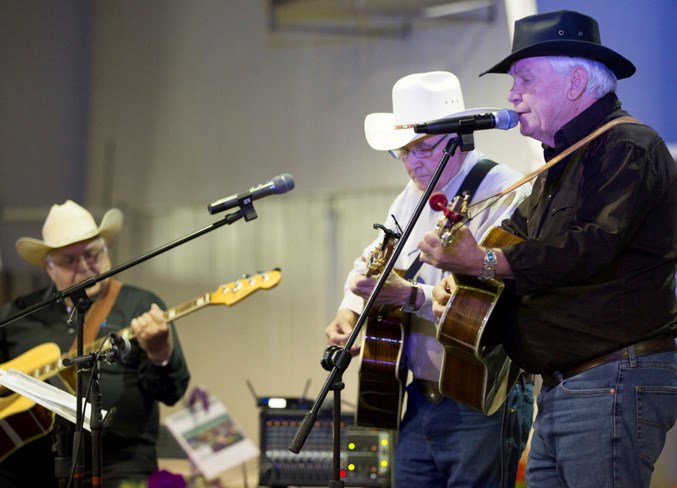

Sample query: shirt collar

[545,92,624,160]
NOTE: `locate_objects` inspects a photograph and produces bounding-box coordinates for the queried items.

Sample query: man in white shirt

[325,71,534,487]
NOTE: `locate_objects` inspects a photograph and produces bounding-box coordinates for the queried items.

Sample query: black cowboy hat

[480,10,635,79]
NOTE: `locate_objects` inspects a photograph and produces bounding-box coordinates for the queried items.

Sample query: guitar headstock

[209,269,282,305]
[365,222,402,277]
[429,192,470,247]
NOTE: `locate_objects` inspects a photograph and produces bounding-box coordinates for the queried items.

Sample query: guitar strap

[490,116,642,200]
[459,158,498,200]
[68,278,122,353]
[405,158,498,281]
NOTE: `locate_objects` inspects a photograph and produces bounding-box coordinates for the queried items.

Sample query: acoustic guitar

[355,224,409,431]
[0,269,281,462]
[431,194,523,415]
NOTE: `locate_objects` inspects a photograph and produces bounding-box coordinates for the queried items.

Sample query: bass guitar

[355,224,408,431]
[0,269,281,461]
[431,194,522,415]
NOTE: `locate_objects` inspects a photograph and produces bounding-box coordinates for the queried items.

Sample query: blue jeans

[527,350,677,488]
[394,375,534,488]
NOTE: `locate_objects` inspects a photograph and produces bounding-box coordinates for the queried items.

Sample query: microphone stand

[72,291,90,488]
[88,357,104,488]
[289,135,472,487]
[63,335,124,488]
[0,200,261,487]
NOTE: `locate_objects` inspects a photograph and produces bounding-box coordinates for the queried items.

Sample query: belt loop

[627,344,637,367]
[553,370,564,384]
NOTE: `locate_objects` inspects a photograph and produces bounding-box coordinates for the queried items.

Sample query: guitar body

[0,343,62,461]
[437,227,523,415]
[355,306,408,430]
[354,225,408,431]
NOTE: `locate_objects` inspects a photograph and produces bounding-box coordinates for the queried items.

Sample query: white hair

[547,56,617,99]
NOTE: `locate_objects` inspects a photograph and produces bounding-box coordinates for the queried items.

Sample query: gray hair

[547,56,617,99]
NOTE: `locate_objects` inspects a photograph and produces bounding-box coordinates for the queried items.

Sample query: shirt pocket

[531,189,578,239]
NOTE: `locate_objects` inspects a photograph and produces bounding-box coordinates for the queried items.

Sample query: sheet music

[0,368,105,431]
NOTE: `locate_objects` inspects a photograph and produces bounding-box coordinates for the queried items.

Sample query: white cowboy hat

[364,71,498,151]
[16,200,123,266]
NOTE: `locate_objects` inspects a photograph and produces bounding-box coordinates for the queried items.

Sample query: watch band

[401,282,420,313]
[479,249,497,281]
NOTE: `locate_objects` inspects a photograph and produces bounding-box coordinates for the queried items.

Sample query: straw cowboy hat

[364,71,498,151]
[480,10,635,79]
[16,200,123,266]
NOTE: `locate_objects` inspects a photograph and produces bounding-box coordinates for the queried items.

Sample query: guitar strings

[465,191,516,226]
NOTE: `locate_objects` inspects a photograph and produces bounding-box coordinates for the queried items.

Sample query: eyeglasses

[48,242,108,269]
[389,136,450,160]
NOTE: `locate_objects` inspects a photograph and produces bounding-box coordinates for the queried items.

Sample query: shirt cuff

[412,284,436,323]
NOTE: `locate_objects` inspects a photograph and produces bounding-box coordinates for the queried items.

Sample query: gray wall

[1,1,675,485]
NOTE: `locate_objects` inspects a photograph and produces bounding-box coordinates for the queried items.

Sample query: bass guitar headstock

[209,269,282,305]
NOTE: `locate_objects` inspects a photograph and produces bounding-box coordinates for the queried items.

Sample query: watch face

[401,304,415,313]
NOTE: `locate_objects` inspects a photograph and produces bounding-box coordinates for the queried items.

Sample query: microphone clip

[236,193,258,222]
[106,332,130,365]
[456,133,474,153]
[62,347,119,367]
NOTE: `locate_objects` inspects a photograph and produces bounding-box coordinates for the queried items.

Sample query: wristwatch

[401,282,420,313]
[479,249,497,281]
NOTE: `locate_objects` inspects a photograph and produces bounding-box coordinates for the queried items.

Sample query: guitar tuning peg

[429,192,448,211]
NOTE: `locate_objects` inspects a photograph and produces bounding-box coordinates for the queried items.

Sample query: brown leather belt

[413,379,445,405]
[541,334,676,388]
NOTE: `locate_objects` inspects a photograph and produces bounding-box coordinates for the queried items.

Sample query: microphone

[413,109,518,135]
[109,332,132,364]
[208,173,296,215]
[61,333,132,366]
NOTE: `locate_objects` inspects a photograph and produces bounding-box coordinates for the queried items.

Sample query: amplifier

[258,409,393,487]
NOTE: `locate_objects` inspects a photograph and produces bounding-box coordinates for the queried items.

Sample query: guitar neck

[42,293,214,381]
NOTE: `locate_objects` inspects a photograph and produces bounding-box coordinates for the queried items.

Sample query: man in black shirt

[422,10,676,488]
[0,200,191,487]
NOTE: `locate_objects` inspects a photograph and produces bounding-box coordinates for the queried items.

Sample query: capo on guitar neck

[373,217,403,242]
[366,220,404,277]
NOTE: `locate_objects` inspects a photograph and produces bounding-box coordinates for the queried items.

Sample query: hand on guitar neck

[131,302,173,365]
[418,225,486,276]
[350,265,417,309]
[417,193,513,280]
